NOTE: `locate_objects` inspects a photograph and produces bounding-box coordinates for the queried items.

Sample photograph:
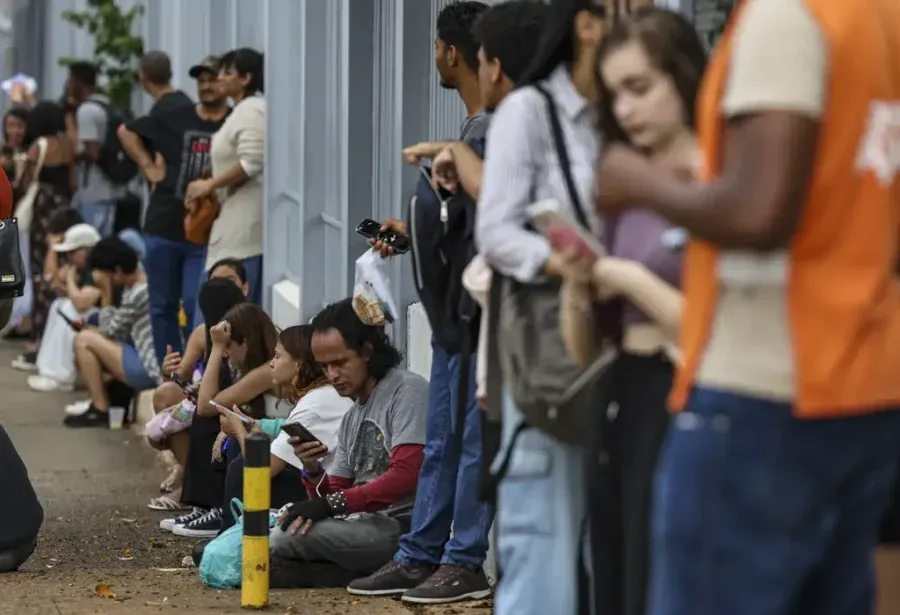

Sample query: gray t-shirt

[328,368,428,487]
[460,111,490,142]
[76,95,125,203]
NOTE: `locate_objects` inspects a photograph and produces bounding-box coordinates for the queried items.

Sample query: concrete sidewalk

[0,342,443,615]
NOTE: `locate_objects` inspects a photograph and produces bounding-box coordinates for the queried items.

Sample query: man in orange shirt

[598,0,900,613]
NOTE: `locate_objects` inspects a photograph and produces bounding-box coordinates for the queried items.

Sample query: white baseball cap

[52,223,102,252]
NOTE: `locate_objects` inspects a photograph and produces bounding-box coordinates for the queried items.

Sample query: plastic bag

[353,249,398,326]
[145,400,194,442]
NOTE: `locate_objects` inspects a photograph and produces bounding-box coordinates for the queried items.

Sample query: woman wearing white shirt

[186,48,266,305]
[216,324,353,534]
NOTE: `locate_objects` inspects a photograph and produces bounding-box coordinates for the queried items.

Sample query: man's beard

[199,98,224,109]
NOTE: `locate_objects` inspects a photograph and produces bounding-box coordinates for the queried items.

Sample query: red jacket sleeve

[0,167,13,219]
[300,444,424,514]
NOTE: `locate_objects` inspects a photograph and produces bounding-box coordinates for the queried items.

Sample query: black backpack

[90,100,139,185]
[406,137,485,356]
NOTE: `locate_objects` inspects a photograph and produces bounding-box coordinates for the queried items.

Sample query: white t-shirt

[269,385,353,472]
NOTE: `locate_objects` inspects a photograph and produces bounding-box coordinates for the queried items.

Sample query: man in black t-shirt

[117,55,229,366]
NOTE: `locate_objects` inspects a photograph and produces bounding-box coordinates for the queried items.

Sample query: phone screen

[56,308,82,332]
[209,401,254,425]
[280,422,320,444]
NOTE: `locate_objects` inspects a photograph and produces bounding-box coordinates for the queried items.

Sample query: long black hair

[519,0,607,86]
[198,278,249,411]
[310,298,402,381]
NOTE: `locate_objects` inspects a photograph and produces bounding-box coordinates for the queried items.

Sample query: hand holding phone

[280,422,320,445]
[209,400,253,425]
[356,218,410,256]
[171,372,198,402]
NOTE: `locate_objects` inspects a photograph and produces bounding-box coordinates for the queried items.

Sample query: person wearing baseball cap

[116,53,230,368]
[52,222,101,254]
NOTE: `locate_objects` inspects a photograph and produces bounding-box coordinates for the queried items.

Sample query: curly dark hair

[23,100,66,146]
[596,7,707,146]
[310,298,402,381]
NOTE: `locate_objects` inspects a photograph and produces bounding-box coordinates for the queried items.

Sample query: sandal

[159,466,182,493]
[148,495,190,511]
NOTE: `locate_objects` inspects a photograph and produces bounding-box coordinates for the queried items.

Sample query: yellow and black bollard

[241,432,271,609]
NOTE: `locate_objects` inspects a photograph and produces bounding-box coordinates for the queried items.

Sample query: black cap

[189,55,221,79]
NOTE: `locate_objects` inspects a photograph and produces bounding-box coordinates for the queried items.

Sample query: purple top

[606,210,683,327]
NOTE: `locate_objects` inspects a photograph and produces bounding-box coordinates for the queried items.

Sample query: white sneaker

[11,354,37,372]
[160,507,206,532]
[28,375,74,393]
[64,400,92,416]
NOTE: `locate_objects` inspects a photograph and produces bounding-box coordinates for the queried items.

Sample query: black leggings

[219,447,308,532]
[180,415,226,510]
[589,352,673,615]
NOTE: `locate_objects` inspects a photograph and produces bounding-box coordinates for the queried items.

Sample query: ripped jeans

[493,391,592,615]
[648,388,900,615]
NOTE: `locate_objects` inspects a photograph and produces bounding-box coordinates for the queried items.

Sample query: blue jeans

[77,200,117,237]
[493,390,590,615]
[143,234,205,364]
[395,345,493,567]
[649,388,900,615]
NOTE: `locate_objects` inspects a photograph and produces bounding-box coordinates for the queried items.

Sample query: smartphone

[170,372,197,402]
[208,400,254,425]
[56,308,83,332]
[528,200,605,259]
[355,218,411,255]
[280,422,321,445]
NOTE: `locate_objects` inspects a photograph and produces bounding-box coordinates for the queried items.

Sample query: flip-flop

[148,496,189,511]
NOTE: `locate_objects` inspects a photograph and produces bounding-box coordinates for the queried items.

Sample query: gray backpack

[486,85,615,449]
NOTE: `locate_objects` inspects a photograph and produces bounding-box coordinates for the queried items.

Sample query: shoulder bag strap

[533,84,590,230]
[32,137,48,184]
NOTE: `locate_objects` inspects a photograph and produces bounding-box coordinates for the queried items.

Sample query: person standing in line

[118,55,230,364]
[474,0,606,613]
[185,48,266,307]
[66,62,125,238]
[596,1,900,614]
[347,1,498,604]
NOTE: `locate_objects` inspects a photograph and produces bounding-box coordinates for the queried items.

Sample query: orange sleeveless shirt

[671,0,900,418]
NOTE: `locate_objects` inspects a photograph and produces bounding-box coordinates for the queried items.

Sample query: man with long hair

[268,298,429,588]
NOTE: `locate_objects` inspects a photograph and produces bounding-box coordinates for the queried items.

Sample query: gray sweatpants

[270,512,402,574]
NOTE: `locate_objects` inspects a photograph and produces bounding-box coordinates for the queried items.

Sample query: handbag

[184,169,220,245]
[490,85,615,448]
[0,217,26,299]
[13,137,47,234]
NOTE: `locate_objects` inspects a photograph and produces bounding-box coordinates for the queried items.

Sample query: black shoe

[401,564,492,605]
[346,560,437,597]
[191,539,211,567]
[63,405,109,428]
[172,508,222,538]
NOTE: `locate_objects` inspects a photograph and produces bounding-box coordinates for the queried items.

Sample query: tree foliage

[57,0,145,111]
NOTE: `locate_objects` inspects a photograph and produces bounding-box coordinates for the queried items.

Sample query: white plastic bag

[353,249,398,326]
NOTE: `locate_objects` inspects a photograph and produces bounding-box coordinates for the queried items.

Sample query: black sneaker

[346,560,437,597]
[62,405,108,428]
[160,507,206,532]
[172,508,222,538]
[401,564,492,604]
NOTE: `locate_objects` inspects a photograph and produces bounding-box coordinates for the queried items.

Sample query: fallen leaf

[120,518,137,523]
[154,568,182,572]
[45,565,54,569]
[95,583,117,599]
[117,557,134,561]
[464,599,494,609]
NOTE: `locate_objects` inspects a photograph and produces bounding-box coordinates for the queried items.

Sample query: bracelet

[325,491,347,516]
[301,463,324,482]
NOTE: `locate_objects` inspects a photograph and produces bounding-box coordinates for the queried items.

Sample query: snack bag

[352,248,398,326]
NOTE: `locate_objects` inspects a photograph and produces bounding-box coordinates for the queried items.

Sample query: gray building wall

[11,0,483,352]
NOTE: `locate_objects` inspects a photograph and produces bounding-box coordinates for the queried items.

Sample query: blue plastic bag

[199,499,245,589]
[199,499,279,589]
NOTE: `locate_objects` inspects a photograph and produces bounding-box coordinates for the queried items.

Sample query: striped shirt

[475,66,602,282]
[98,280,161,384]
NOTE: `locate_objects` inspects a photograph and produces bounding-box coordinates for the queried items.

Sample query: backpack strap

[532,84,590,231]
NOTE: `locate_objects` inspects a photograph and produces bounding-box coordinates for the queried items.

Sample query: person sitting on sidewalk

[0,423,42,572]
[162,303,278,538]
[268,298,428,588]
[146,277,247,509]
[64,237,161,428]
[28,220,103,393]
